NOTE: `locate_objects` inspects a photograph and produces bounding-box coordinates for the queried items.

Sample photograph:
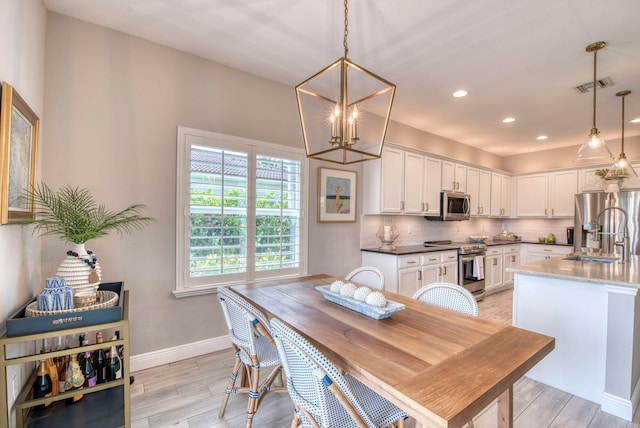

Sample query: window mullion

[246,147,257,279]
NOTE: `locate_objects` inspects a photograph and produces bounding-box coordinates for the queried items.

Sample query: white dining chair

[270,317,407,428]
[344,266,385,289]
[412,282,479,316]
[216,286,286,428]
[413,282,478,427]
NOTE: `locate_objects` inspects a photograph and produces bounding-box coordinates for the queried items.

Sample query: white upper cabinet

[478,169,492,217]
[467,167,491,216]
[549,170,578,217]
[423,156,442,216]
[442,161,467,193]
[515,171,577,218]
[364,146,403,214]
[516,174,548,217]
[403,151,425,214]
[363,146,437,216]
[490,172,511,217]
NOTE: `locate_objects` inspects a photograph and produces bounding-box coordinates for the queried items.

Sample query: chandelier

[575,41,614,162]
[604,90,636,180]
[295,0,396,164]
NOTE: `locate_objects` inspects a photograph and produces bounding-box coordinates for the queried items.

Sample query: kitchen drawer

[420,253,441,265]
[398,255,421,269]
[503,245,519,254]
[441,251,458,263]
[486,247,503,256]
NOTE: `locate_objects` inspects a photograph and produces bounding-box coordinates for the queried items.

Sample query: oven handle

[460,253,485,260]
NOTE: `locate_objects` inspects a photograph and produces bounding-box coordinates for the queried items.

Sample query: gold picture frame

[0,82,39,224]
[318,167,356,222]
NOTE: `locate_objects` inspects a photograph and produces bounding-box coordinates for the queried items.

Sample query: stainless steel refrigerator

[574,191,640,256]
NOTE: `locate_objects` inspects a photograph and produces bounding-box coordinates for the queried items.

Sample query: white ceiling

[42,0,640,157]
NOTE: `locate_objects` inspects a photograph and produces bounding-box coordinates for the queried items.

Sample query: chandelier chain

[343,0,349,58]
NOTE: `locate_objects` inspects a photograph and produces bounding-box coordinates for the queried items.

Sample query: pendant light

[604,90,636,180]
[295,0,396,164]
[575,41,614,162]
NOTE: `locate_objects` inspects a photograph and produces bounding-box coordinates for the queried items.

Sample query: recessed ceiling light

[452,90,468,98]
[630,118,640,123]
[502,117,516,123]
[536,135,548,140]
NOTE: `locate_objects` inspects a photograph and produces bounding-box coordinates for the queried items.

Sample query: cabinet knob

[493,259,497,266]
[545,208,548,216]
[407,260,417,264]
[443,266,447,275]
[401,201,405,210]
[552,208,555,216]
[425,202,429,211]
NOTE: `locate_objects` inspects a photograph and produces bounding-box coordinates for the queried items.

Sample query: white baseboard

[130,335,231,372]
[601,391,633,421]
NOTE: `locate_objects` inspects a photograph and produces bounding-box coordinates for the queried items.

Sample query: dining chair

[412,282,479,316]
[270,317,407,428]
[216,286,286,428]
[412,282,478,428]
[344,266,385,289]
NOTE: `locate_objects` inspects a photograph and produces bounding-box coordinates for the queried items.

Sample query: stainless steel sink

[563,254,619,263]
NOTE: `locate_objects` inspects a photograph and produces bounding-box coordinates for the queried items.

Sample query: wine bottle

[57,355,67,393]
[94,332,107,384]
[106,342,121,382]
[64,354,84,405]
[33,360,52,410]
[82,349,97,387]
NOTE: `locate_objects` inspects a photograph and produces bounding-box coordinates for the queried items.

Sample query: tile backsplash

[360,215,574,249]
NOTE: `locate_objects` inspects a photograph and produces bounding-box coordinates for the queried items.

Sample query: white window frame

[174,126,308,297]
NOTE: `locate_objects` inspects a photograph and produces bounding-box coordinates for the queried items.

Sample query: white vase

[55,243,102,295]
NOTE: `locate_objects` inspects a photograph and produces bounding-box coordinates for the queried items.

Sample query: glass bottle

[82,349,97,387]
[64,354,84,405]
[106,342,121,382]
[57,355,67,393]
[33,360,52,410]
[94,332,107,384]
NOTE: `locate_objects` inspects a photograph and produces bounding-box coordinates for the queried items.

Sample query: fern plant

[28,183,153,244]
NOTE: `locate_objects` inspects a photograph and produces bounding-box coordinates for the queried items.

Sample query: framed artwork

[318,167,356,222]
[0,82,39,224]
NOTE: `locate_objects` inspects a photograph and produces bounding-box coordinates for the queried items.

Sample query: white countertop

[507,252,640,289]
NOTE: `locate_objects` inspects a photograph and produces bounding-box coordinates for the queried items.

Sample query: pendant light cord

[343,0,349,58]
[621,93,626,153]
[592,48,598,129]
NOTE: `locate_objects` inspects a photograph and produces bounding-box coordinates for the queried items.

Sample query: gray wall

[0,0,46,333]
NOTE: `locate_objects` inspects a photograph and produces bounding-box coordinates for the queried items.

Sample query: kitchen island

[507,253,640,421]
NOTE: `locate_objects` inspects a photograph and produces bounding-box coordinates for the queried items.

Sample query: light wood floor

[130,289,640,428]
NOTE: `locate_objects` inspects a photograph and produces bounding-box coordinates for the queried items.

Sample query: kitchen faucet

[592,206,630,262]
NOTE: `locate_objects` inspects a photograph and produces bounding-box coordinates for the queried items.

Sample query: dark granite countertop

[362,240,573,255]
[360,244,457,255]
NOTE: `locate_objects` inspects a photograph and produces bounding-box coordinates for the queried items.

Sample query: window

[175,127,307,296]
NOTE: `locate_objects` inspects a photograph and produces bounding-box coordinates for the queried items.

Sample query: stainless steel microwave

[426,191,471,221]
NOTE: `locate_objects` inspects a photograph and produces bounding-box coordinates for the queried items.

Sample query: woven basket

[26,290,119,317]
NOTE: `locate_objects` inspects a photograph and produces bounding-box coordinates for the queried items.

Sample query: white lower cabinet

[502,245,520,287]
[485,245,520,295]
[485,251,503,292]
[362,250,458,297]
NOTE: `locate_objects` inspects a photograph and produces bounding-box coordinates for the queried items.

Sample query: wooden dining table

[230,274,554,428]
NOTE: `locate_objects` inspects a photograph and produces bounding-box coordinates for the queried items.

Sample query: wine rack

[1,291,130,428]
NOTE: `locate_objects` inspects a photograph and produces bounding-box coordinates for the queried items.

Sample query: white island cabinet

[509,255,640,421]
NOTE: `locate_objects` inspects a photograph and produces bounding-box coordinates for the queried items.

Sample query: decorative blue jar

[37,277,74,311]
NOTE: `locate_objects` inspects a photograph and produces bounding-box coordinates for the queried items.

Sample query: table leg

[497,386,514,428]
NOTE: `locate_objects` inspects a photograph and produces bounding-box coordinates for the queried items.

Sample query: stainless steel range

[423,240,486,301]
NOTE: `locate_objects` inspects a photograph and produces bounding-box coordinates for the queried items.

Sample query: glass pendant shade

[576,41,614,162]
[576,128,613,161]
[604,90,636,180]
